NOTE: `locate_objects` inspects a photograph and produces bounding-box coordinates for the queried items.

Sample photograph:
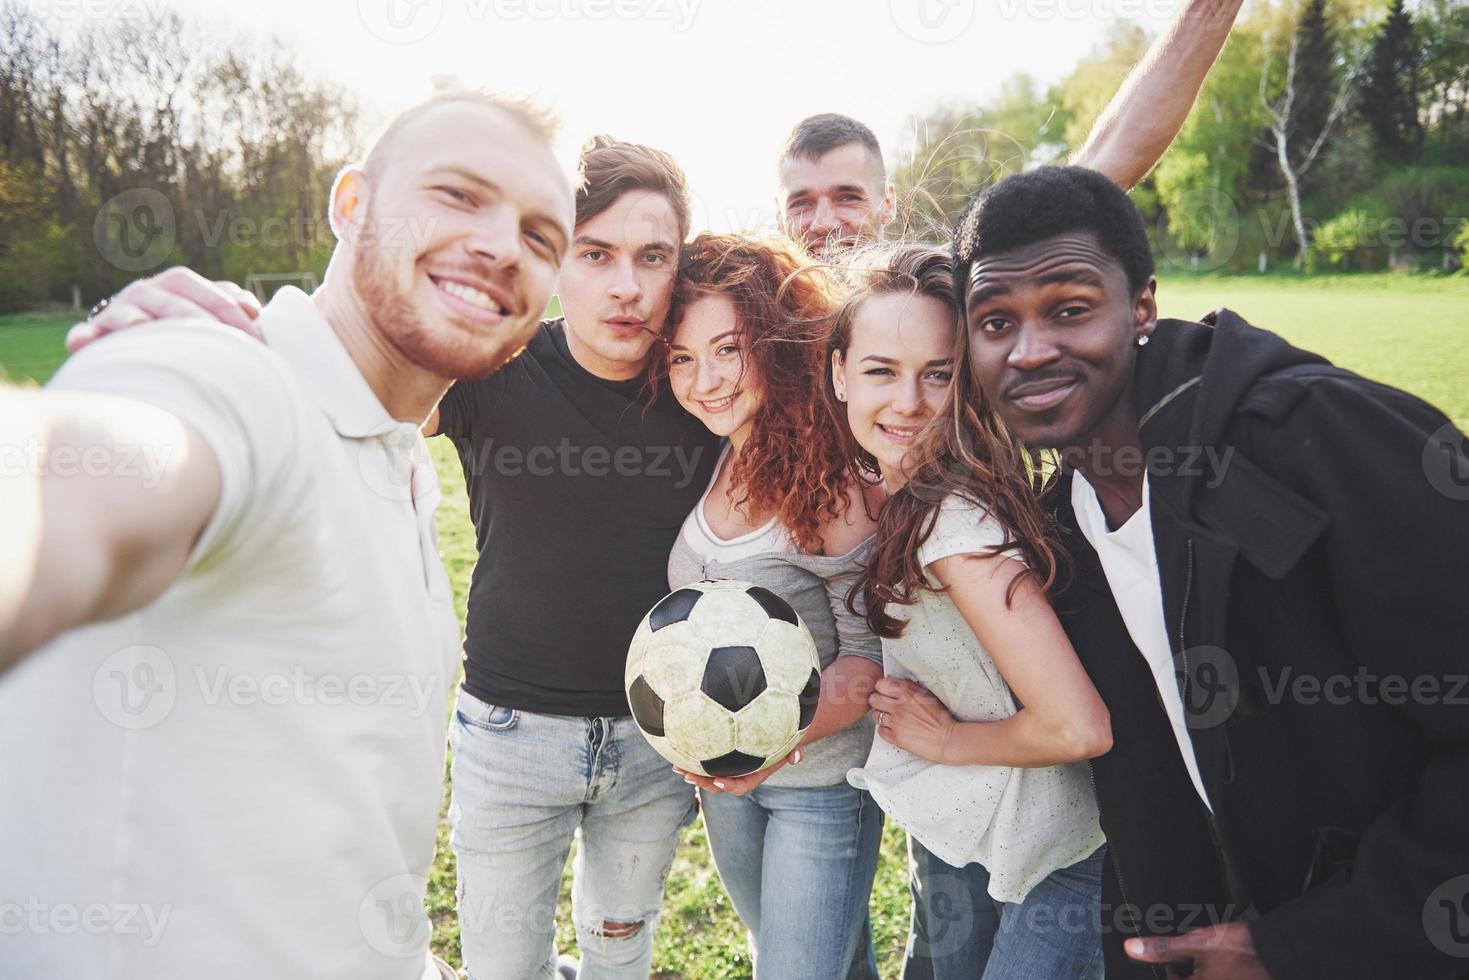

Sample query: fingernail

[793,750,803,764]
[713,781,726,789]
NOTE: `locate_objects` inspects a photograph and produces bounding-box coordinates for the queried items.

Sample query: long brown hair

[649,233,851,555]
[822,245,1063,638]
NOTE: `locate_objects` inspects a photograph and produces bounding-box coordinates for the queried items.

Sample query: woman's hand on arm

[873,551,1111,768]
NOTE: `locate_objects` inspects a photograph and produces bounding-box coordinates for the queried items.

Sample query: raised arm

[1070,0,1245,190]
[0,386,220,669]
[870,551,1111,768]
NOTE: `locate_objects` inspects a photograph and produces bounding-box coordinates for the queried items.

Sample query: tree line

[0,3,358,313]
[1,1,1466,315]
[892,0,1469,274]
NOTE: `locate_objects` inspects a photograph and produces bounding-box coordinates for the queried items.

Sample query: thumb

[1126,935,1190,963]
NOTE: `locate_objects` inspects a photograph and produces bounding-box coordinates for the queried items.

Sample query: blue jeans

[903,839,1105,980]
[699,781,883,980]
[448,689,697,980]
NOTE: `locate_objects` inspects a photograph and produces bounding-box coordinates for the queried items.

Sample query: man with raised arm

[0,91,573,979]
[776,0,1246,256]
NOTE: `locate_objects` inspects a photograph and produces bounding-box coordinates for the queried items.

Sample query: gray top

[668,529,880,788]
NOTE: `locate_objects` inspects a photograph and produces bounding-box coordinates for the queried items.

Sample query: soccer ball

[625,580,823,778]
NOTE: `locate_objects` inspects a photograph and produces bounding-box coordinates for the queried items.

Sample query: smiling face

[778,143,895,257]
[344,100,572,381]
[831,290,956,487]
[963,232,1156,452]
[667,293,763,442]
[555,189,681,381]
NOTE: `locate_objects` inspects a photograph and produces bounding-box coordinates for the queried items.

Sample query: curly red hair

[649,233,852,555]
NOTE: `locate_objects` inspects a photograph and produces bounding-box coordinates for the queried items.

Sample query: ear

[830,349,848,400]
[878,181,897,228]
[328,166,370,243]
[1133,277,1158,343]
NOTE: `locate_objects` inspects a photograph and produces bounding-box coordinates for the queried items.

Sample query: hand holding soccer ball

[625,580,822,778]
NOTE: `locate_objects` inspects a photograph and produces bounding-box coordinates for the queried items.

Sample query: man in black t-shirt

[425,136,718,980]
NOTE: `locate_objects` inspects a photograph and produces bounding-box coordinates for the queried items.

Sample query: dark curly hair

[953,166,1155,304]
[649,233,852,556]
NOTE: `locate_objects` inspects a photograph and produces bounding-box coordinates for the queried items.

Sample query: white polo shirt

[0,288,461,980]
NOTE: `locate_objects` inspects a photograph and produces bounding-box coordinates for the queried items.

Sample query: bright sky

[77,0,1180,231]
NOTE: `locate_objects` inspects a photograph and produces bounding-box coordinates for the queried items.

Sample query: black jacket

[1047,309,1469,980]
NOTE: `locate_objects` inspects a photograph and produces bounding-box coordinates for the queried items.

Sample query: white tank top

[677,443,796,564]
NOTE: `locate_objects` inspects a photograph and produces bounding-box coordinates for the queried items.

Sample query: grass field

[2,272,1466,977]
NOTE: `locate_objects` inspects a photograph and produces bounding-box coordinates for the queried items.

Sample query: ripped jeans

[449,688,697,980]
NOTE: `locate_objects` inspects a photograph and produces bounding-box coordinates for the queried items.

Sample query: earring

[836,392,846,402]
[1137,335,1150,347]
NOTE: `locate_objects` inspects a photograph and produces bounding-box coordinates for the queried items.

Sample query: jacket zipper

[1177,537,1247,919]
[1086,761,1164,980]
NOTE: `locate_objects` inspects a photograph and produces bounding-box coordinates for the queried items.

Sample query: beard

[351,225,532,383]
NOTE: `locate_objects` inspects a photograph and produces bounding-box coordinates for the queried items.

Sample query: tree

[1259,3,1355,269]
[1360,0,1424,161]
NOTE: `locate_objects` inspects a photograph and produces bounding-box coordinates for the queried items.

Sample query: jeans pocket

[456,696,519,734]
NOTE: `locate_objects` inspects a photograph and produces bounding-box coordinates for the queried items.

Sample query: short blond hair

[360,89,558,183]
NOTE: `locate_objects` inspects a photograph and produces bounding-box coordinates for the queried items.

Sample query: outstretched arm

[1071,0,1245,190]
[0,386,220,669]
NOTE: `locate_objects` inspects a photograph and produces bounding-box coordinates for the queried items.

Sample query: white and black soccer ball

[625,580,822,778]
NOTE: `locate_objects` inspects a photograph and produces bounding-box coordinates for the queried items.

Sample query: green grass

[4,271,1467,977]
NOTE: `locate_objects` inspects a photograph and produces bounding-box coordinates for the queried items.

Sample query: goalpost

[243,272,319,303]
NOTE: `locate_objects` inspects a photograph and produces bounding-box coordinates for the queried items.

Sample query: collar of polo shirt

[257,286,406,441]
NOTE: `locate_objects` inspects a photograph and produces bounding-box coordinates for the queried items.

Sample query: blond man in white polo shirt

[0,91,573,979]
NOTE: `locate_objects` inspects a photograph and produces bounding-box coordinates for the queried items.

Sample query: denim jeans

[903,838,1105,980]
[698,781,884,980]
[448,688,697,980]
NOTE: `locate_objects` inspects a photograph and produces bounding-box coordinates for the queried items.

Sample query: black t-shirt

[436,319,720,717]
